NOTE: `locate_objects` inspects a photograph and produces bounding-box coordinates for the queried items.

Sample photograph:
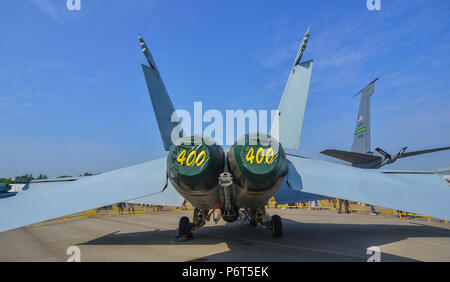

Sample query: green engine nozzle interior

[232,133,285,185]
[168,135,223,189]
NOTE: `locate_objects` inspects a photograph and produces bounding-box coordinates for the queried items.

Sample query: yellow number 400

[177,149,206,167]
[245,147,274,164]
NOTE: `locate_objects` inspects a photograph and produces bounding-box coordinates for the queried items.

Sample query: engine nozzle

[228,133,287,192]
[167,135,225,192]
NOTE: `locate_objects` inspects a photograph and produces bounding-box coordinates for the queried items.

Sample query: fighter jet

[0,29,449,238]
[321,78,450,169]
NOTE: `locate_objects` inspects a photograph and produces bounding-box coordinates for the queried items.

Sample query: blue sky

[0,0,449,178]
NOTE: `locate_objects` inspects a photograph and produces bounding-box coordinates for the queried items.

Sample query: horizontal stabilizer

[399,146,450,158]
[274,160,329,203]
[375,147,391,159]
[274,182,329,204]
[435,167,450,174]
[321,149,381,165]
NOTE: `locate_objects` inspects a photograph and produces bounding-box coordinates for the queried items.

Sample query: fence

[26,199,448,228]
[268,199,448,224]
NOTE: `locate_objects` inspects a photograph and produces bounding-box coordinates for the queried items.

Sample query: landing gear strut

[178,208,209,237]
[239,207,283,237]
[178,206,283,239]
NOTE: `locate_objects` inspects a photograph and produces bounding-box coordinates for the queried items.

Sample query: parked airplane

[0,29,449,238]
[0,183,17,199]
[321,78,450,169]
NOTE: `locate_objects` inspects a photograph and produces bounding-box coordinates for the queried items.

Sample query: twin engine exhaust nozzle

[166,133,288,210]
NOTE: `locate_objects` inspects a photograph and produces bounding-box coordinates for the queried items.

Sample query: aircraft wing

[399,146,450,158]
[0,157,184,232]
[282,155,450,220]
[320,149,381,164]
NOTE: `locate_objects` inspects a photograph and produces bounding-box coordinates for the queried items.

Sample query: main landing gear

[178,206,283,240]
[178,216,192,237]
[178,208,214,238]
[270,214,282,238]
[240,207,282,237]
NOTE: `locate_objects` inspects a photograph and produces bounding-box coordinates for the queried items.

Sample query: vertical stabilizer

[139,36,182,151]
[351,78,378,154]
[271,29,313,150]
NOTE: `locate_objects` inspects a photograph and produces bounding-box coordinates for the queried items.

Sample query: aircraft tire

[221,207,239,223]
[179,216,190,236]
[271,215,282,238]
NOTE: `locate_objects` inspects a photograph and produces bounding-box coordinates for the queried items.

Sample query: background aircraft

[321,78,450,169]
[0,183,17,199]
[0,30,449,239]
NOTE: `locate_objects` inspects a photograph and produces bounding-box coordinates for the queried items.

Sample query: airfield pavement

[0,208,449,262]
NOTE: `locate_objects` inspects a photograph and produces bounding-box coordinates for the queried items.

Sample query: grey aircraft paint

[351,78,377,154]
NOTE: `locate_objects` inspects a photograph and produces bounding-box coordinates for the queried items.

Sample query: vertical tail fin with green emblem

[351,78,378,154]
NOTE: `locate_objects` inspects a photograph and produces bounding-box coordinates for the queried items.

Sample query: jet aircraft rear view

[0,29,449,241]
[138,29,315,237]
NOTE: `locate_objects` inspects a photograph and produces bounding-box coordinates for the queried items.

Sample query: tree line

[0,172,98,187]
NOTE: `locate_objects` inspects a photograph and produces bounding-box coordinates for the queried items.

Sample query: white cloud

[30,0,68,21]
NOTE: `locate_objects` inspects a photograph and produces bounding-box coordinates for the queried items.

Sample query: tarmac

[0,208,449,262]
